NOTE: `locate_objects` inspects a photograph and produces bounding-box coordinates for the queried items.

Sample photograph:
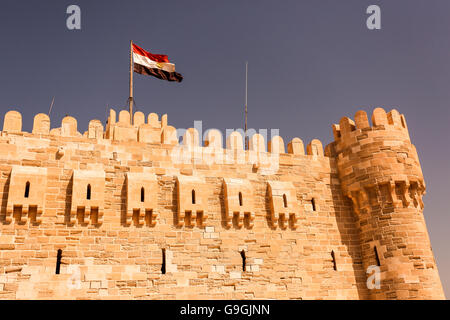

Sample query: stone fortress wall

[0,107,445,299]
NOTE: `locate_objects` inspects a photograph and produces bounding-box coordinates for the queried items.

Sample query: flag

[132,43,183,82]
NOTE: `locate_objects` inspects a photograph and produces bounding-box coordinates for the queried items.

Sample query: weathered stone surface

[32,113,50,135]
[287,137,304,155]
[0,107,444,300]
[61,116,78,137]
[88,120,103,139]
[3,110,22,133]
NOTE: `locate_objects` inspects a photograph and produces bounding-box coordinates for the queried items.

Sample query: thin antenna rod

[48,96,55,116]
[245,62,248,150]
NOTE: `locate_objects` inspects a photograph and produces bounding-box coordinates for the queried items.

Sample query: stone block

[32,113,50,135]
[3,110,22,133]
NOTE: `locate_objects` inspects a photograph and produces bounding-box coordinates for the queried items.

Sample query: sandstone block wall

[0,108,444,300]
[330,108,445,299]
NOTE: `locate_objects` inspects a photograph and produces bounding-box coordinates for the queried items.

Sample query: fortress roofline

[1,108,327,158]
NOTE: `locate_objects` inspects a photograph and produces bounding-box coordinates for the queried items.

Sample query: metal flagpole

[245,62,248,150]
[129,40,134,124]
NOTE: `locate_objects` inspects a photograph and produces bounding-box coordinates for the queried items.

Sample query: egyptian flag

[132,43,183,82]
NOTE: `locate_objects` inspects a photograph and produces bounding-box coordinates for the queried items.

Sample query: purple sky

[0,0,449,298]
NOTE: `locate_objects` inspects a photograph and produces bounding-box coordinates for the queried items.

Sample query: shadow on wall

[64,175,73,225]
[328,156,369,300]
[0,174,11,224]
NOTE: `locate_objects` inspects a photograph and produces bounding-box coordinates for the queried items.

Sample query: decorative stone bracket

[267,181,299,229]
[6,166,47,224]
[176,175,208,227]
[347,178,425,216]
[223,178,254,228]
[126,172,158,226]
[70,169,105,225]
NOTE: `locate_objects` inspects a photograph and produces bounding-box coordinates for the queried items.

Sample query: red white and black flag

[132,43,183,82]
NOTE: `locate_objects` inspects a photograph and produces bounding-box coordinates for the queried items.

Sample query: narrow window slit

[239,192,243,206]
[331,250,337,271]
[283,194,288,208]
[86,184,91,200]
[55,249,62,274]
[240,250,246,272]
[311,198,316,211]
[191,189,196,204]
[141,187,145,202]
[24,181,30,198]
[161,248,166,274]
[374,246,381,266]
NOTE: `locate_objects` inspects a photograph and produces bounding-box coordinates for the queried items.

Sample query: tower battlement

[329,108,424,210]
[332,108,410,148]
[0,107,444,300]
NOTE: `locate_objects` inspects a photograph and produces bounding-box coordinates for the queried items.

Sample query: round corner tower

[331,107,445,300]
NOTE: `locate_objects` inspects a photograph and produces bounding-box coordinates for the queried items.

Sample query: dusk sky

[0,0,449,297]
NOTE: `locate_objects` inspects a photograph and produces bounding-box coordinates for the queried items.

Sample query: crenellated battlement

[1,109,327,161]
[330,108,422,193]
[0,107,334,228]
[332,108,410,152]
[330,108,426,225]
